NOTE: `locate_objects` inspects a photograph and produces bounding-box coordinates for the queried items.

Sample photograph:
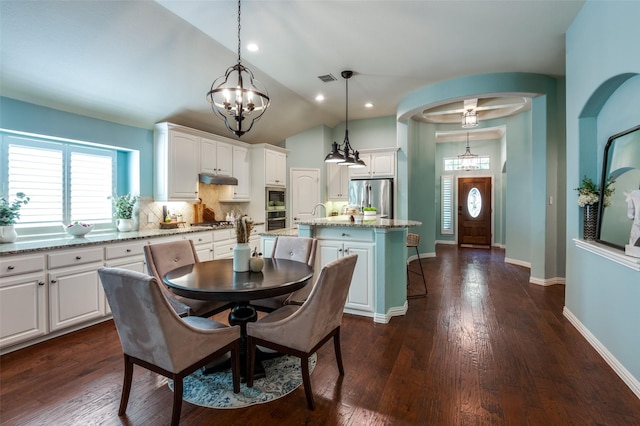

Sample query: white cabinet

[261,235,277,258]
[185,231,214,261]
[265,149,287,187]
[0,254,47,349]
[154,123,200,201]
[317,240,374,313]
[327,162,350,200]
[349,150,396,179]
[220,145,251,202]
[48,247,105,331]
[201,137,233,177]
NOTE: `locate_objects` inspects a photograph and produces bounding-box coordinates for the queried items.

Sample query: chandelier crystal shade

[457,132,480,171]
[461,109,479,128]
[324,71,366,168]
[206,0,270,137]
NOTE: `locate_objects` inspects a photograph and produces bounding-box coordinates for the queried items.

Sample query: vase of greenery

[0,192,30,243]
[113,194,139,232]
[233,215,253,272]
[575,176,614,241]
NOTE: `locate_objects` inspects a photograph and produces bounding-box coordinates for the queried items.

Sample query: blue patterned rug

[168,353,317,409]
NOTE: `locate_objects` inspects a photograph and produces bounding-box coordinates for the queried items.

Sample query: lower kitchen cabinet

[0,270,47,348]
[317,240,374,313]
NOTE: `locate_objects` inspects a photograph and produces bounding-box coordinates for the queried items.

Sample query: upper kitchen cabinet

[219,145,251,202]
[327,162,350,200]
[201,137,233,176]
[349,148,398,179]
[154,123,200,201]
[264,148,287,187]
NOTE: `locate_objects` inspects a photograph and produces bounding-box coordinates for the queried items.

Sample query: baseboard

[529,276,566,286]
[493,243,506,249]
[407,252,436,263]
[563,307,640,400]
[373,301,408,324]
[435,239,456,245]
[504,257,531,268]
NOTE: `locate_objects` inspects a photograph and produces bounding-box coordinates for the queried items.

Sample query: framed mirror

[596,124,640,250]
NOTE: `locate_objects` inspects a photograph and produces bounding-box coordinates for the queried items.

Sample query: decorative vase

[233,243,251,272]
[0,225,18,243]
[117,218,133,232]
[249,257,264,272]
[583,203,598,241]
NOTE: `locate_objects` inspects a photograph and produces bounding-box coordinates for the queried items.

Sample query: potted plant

[363,206,377,217]
[575,176,615,240]
[0,192,30,243]
[113,194,139,232]
[233,215,254,272]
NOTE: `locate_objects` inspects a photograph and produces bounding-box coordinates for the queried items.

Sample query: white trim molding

[563,307,640,399]
[374,301,408,324]
[505,257,531,268]
[529,276,566,286]
[574,239,640,272]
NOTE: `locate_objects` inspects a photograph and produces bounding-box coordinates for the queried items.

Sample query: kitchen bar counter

[295,215,421,228]
[0,226,222,256]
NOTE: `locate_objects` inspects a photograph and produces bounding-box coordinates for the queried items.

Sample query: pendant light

[206,0,270,137]
[324,71,366,168]
[461,109,479,128]
[457,132,479,171]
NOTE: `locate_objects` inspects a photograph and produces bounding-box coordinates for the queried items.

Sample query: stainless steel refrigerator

[348,178,394,218]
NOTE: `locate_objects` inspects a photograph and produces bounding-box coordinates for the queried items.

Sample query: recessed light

[315,94,325,102]
[365,102,374,108]
[247,43,259,52]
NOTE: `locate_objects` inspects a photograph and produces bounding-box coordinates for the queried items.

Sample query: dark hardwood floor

[2,245,639,425]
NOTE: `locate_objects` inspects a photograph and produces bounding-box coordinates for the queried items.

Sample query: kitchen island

[296,216,421,323]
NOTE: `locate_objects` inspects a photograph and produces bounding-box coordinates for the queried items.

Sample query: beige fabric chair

[98,267,241,426]
[246,254,358,410]
[144,239,232,317]
[251,236,317,312]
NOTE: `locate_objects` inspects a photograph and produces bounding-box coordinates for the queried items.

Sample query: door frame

[456,174,495,247]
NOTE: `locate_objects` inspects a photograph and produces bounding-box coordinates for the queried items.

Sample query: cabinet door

[200,138,218,174]
[261,236,277,258]
[327,162,349,200]
[216,141,233,176]
[343,242,374,312]
[265,149,286,186]
[349,153,372,178]
[169,131,199,199]
[49,264,105,331]
[370,152,395,177]
[233,146,250,199]
[0,272,47,348]
[317,240,344,268]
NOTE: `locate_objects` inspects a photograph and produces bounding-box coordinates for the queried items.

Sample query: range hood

[199,173,238,186]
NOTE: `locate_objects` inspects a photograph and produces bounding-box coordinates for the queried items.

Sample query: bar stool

[407,233,427,298]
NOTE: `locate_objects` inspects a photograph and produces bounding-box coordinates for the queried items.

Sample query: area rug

[168,353,317,409]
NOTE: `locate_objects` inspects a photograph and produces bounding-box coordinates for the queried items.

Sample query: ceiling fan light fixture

[461,109,479,128]
[206,0,270,137]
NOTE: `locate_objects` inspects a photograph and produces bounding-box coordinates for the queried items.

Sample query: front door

[457,177,492,248]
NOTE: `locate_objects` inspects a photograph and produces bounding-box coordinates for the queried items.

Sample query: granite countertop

[0,226,220,256]
[260,227,299,237]
[295,216,422,228]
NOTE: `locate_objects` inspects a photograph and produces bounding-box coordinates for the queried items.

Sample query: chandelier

[206,0,270,137]
[457,132,479,171]
[324,71,366,168]
[461,109,479,128]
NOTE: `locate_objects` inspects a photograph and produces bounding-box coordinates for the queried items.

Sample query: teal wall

[565,0,640,386]
[0,97,152,197]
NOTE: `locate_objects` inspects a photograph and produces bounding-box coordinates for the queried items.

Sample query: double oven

[266,187,287,231]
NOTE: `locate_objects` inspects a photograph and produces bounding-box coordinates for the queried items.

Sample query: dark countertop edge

[295,218,422,228]
[0,227,219,256]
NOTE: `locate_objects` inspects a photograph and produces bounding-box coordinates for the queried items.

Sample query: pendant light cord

[236,0,242,64]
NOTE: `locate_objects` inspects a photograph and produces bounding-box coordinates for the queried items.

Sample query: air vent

[318,74,337,83]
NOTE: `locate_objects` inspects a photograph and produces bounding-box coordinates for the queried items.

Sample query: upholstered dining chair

[144,239,233,317]
[251,236,317,312]
[246,254,358,410]
[98,267,241,426]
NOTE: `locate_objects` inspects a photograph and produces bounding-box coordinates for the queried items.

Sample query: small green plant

[113,194,139,219]
[575,176,615,207]
[363,207,377,212]
[0,192,30,226]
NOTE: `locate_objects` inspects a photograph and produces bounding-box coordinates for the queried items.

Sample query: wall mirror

[596,124,640,249]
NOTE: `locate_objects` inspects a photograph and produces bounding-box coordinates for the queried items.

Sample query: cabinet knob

[51,279,57,284]
[75,256,82,260]
[342,233,349,237]
[7,265,14,270]
[38,281,45,286]
[338,248,343,253]
[126,249,132,252]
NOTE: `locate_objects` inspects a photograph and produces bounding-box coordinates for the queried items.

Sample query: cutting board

[193,203,204,223]
[203,208,216,222]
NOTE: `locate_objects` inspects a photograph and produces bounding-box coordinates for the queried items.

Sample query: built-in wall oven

[266,187,286,231]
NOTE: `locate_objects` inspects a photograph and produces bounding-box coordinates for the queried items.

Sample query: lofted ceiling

[0,1,584,145]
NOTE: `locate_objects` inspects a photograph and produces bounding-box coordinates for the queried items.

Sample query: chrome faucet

[311,203,327,216]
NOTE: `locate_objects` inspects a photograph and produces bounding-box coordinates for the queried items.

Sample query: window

[2,133,116,235]
[441,175,453,235]
[444,156,490,171]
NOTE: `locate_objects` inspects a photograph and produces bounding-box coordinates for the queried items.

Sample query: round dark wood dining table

[163,258,314,379]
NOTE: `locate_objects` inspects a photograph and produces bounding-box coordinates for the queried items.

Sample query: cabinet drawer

[214,240,235,259]
[48,248,103,269]
[213,229,234,242]
[187,232,213,245]
[314,227,373,242]
[0,254,45,277]
[104,241,146,260]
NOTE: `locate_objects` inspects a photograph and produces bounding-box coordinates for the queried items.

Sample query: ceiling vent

[318,74,337,83]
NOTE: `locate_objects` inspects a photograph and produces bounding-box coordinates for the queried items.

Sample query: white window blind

[3,134,116,234]
[441,175,453,235]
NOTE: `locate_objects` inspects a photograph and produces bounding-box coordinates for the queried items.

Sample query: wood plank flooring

[2,245,639,425]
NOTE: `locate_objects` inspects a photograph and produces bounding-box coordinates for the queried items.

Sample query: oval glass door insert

[467,187,482,218]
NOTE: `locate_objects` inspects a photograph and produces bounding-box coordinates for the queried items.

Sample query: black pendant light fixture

[324,70,366,168]
[457,132,479,171]
[206,0,270,137]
